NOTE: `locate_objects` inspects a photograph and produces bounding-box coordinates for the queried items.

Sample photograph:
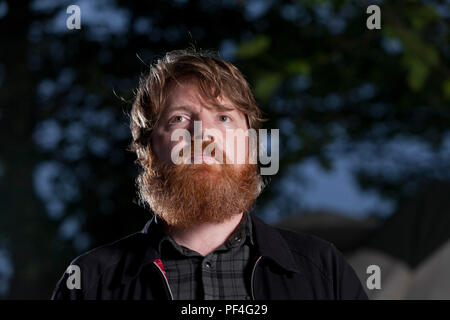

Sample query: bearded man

[52,49,368,300]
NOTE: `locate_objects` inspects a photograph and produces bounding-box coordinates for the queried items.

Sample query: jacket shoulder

[274,226,336,277]
[51,231,149,300]
[274,226,368,299]
[275,226,335,255]
[70,231,147,270]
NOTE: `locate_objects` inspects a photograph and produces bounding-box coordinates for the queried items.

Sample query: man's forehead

[163,84,238,114]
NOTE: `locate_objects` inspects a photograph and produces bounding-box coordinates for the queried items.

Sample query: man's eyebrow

[215,104,236,112]
[163,104,236,116]
[162,105,193,117]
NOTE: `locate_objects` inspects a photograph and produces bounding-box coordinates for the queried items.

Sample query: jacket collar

[249,213,300,274]
[120,215,161,284]
[121,211,300,284]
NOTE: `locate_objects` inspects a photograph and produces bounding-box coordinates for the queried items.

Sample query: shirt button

[234,236,242,242]
[205,262,212,268]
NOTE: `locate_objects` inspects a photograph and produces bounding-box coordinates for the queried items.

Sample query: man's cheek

[170,140,193,164]
[151,133,173,163]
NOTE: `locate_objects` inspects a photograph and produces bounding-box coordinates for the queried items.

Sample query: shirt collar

[125,211,300,284]
[153,212,255,257]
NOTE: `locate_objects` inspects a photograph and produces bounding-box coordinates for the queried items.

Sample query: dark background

[0,0,449,299]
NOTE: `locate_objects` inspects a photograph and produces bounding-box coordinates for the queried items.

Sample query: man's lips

[190,152,220,164]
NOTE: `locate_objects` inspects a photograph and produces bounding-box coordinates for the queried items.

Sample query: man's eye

[169,116,186,124]
[219,115,231,122]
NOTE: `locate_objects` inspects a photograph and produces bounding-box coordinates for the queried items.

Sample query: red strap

[153,258,167,278]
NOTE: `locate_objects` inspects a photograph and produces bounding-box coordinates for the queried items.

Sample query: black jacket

[51,213,368,300]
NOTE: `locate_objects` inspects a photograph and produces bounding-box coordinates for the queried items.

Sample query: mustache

[187,140,232,164]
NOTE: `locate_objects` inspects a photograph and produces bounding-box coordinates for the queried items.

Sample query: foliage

[0,0,448,298]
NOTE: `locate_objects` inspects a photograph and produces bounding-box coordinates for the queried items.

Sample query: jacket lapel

[250,213,301,274]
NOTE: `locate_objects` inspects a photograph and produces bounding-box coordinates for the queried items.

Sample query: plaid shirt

[152,212,255,300]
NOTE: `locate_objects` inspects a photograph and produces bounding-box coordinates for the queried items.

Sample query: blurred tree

[233,0,450,209]
[0,0,448,298]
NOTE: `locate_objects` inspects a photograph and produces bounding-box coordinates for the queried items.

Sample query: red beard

[137,156,262,229]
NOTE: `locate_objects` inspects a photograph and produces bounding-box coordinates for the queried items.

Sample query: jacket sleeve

[329,243,369,300]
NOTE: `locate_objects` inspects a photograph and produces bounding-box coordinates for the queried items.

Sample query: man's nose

[189,117,217,143]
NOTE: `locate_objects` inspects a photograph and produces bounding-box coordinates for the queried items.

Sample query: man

[51,49,368,300]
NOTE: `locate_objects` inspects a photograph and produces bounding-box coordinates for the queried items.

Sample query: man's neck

[164,212,244,257]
